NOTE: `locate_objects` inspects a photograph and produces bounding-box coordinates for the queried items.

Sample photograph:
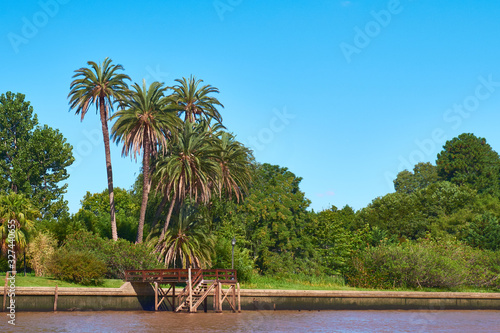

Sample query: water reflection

[4,310,500,333]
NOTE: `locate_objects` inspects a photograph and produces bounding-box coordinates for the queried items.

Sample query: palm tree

[169,75,224,124]
[111,80,180,244]
[0,193,40,273]
[68,58,130,241]
[149,205,214,268]
[151,121,219,246]
[213,132,253,203]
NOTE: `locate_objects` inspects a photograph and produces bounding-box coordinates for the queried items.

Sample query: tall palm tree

[68,58,130,241]
[111,80,180,244]
[0,193,40,273]
[169,75,224,124]
[213,132,253,203]
[152,121,219,247]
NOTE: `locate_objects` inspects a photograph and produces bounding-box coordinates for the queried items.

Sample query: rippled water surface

[2,310,499,332]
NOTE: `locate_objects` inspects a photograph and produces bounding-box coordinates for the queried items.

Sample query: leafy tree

[235,163,316,275]
[311,206,353,275]
[169,75,224,124]
[394,162,438,194]
[111,80,179,243]
[68,58,131,241]
[436,133,500,195]
[358,181,476,239]
[0,92,73,218]
[74,188,140,242]
[463,213,500,251]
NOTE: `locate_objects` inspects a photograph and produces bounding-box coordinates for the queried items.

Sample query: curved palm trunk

[155,197,175,251]
[99,97,118,241]
[136,140,151,244]
[151,194,168,230]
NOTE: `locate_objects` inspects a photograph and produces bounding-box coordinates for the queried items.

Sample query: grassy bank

[0,273,123,288]
[1,273,498,293]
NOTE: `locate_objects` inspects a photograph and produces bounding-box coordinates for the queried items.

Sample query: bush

[27,232,58,276]
[49,249,106,286]
[345,240,500,290]
[61,230,161,279]
[212,237,255,282]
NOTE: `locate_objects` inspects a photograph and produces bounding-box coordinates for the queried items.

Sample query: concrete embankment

[3,283,500,311]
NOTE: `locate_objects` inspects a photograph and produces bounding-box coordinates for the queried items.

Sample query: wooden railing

[124,269,237,284]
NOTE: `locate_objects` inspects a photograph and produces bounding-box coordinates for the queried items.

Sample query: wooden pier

[124,269,241,313]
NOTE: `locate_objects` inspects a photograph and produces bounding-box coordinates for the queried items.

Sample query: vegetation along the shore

[1,58,500,291]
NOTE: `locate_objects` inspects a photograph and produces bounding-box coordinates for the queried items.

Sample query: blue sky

[1,0,500,213]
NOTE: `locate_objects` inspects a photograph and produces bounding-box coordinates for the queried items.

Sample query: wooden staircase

[175,279,217,312]
[124,268,240,313]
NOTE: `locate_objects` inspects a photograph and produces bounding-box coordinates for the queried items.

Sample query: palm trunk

[136,140,151,244]
[151,194,169,230]
[100,97,118,241]
[155,197,175,251]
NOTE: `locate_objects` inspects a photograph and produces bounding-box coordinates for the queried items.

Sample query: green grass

[1,272,498,293]
[240,274,357,291]
[0,273,124,288]
[239,274,500,293]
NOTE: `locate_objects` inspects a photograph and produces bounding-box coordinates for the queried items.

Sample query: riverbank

[3,282,500,311]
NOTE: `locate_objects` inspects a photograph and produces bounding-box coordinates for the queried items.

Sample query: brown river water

[1,310,499,332]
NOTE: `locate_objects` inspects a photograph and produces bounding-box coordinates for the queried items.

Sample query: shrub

[62,230,161,279]
[49,249,106,286]
[345,240,500,290]
[27,232,58,276]
[212,237,255,282]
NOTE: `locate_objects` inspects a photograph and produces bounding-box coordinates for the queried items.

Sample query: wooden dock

[124,269,241,313]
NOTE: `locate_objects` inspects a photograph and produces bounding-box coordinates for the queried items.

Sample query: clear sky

[1,0,500,213]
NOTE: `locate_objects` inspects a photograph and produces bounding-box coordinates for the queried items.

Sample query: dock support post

[237,283,241,313]
[217,282,222,313]
[188,268,193,312]
[154,282,158,311]
[172,284,176,312]
[232,284,236,312]
[54,285,58,311]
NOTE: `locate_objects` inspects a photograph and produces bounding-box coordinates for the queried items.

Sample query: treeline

[1,68,500,289]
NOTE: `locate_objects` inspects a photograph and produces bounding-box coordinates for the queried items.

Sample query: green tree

[236,163,316,275]
[111,80,179,243]
[0,92,74,218]
[0,193,40,273]
[151,121,219,245]
[75,188,140,242]
[169,75,224,124]
[394,162,438,194]
[312,206,353,275]
[436,133,500,195]
[68,58,131,241]
[151,205,215,268]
